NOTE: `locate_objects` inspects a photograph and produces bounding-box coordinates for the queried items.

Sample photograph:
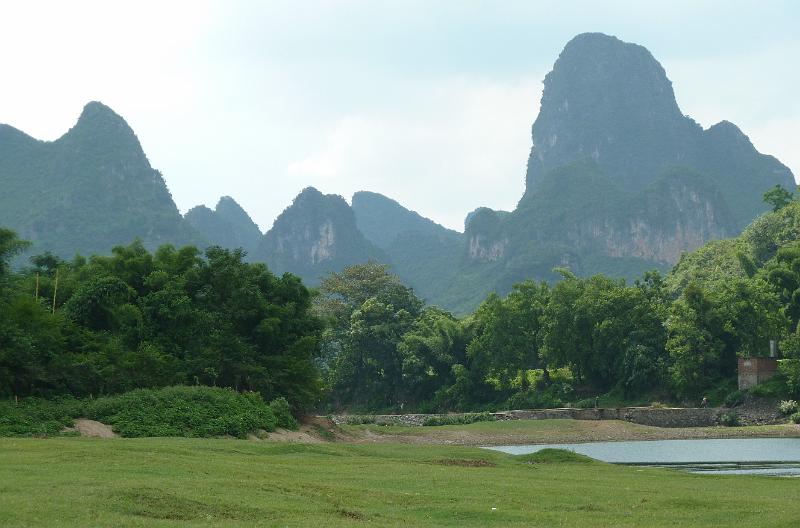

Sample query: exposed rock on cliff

[255,187,385,284]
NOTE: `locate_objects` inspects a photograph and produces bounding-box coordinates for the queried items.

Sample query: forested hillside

[254,187,386,284]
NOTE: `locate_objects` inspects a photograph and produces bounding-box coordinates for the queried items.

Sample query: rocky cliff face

[185,196,262,256]
[523,32,794,229]
[0,101,200,258]
[255,187,384,283]
[464,208,508,262]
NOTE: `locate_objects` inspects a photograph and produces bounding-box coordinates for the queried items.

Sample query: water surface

[485,438,800,476]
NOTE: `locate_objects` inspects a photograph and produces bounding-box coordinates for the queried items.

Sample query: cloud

[284,75,543,231]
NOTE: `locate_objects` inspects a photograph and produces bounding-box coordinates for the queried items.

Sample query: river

[485,438,800,476]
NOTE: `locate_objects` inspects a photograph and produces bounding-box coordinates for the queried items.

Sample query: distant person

[700,396,709,408]
[594,396,599,409]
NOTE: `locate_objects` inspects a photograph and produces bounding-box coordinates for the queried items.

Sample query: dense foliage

[5,189,800,420]
[0,386,295,438]
[315,199,800,412]
[0,234,322,409]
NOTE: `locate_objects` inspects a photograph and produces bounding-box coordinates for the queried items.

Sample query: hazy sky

[1,1,798,232]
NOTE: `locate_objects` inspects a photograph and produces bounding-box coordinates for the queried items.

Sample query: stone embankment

[331,407,725,428]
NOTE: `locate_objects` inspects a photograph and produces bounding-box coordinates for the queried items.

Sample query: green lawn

[1,438,799,527]
[340,418,800,445]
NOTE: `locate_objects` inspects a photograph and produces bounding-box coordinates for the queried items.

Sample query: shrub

[719,411,740,427]
[422,412,496,426]
[779,400,798,415]
[84,386,278,438]
[269,397,299,430]
[791,412,800,424]
[0,397,84,437]
[748,375,790,399]
[0,387,298,438]
[724,390,744,408]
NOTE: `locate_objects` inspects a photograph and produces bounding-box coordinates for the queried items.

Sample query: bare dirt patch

[65,419,118,438]
[262,427,324,443]
[252,417,348,443]
[432,458,496,467]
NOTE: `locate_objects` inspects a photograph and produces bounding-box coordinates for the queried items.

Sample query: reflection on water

[485,438,800,476]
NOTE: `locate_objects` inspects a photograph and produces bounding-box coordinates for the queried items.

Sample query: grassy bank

[2,437,799,527]
[340,419,800,445]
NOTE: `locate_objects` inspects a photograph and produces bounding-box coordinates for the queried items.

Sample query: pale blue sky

[1,0,797,231]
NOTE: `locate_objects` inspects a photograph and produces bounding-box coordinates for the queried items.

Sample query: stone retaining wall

[330,407,724,428]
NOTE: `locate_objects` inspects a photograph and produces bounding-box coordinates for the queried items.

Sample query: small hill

[185,196,262,256]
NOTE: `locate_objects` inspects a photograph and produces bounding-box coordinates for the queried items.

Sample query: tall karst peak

[68,101,139,143]
[0,102,199,259]
[525,32,699,194]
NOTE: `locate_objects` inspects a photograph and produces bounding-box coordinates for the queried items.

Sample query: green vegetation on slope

[0,386,296,438]
[0,102,201,260]
[1,438,799,527]
[185,196,263,257]
[255,187,386,285]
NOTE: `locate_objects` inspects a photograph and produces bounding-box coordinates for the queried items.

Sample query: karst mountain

[0,33,793,313]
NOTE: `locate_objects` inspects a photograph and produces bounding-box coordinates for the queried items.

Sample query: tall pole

[34,273,39,301]
[52,268,59,314]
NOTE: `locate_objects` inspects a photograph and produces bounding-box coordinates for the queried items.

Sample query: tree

[666,283,727,398]
[398,308,470,405]
[763,184,794,212]
[542,273,666,394]
[317,263,423,409]
[467,281,550,392]
[0,228,30,282]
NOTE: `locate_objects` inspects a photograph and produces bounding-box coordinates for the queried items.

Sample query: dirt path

[334,419,800,446]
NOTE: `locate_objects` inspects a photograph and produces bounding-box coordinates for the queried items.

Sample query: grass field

[2,437,799,527]
[340,418,800,445]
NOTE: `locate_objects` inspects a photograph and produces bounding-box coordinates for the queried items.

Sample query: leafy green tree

[317,262,423,409]
[0,228,30,282]
[542,272,666,394]
[763,184,794,212]
[398,308,471,405]
[666,283,727,398]
[468,281,550,391]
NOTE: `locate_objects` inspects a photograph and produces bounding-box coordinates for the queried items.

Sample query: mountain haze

[185,196,262,256]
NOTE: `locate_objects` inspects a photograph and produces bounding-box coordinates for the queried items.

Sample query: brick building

[738,357,779,390]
